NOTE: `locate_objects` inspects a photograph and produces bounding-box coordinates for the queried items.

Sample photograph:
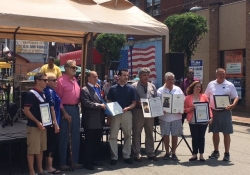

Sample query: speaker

[109,61,120,70]
[163,53,185,84]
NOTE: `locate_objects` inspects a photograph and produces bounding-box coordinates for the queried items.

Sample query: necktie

[93,87,105,103]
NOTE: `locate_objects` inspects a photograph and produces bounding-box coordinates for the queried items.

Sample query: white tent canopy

[0,0,169,51]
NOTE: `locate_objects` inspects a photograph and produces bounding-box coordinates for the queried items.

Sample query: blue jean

[59,106,80,166]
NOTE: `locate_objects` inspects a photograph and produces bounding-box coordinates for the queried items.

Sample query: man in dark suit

[80,71,106,170]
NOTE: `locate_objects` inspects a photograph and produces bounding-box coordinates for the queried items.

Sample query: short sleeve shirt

[204,79,238,110]
[44,86,61,124]
[131,81,157,100]
[157,85,184,122]
[107,84,136,109]
[24,89,46,127]
[40,64,62,78]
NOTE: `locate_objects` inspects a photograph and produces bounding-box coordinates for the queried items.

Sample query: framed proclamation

[213,95,230,109]
[39,103,52,126]
[161,94,184,113]
[193,102,210,123]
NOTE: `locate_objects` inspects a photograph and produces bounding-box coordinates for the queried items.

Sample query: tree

[94,33,126,66]
[54,58,60,66]
[164,12,208,69]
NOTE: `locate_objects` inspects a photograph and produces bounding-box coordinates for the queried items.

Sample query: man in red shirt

[56,60,82,170]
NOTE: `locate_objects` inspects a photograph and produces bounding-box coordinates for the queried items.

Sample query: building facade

[129,0,249,111]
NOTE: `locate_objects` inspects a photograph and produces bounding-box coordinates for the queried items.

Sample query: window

[145,0,161,16]
[129,0,140,7]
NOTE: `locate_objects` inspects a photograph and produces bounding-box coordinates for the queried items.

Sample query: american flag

[119,46,156,80]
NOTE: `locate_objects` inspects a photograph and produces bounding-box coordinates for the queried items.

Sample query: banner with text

[224,50,243,78]
[189,60,203,84]
[16,40,45,53]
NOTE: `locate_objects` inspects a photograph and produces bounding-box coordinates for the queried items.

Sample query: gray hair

[64,60,76,69]
[164,72,175,79]
[215,68,225,74]
[139,67,150,76]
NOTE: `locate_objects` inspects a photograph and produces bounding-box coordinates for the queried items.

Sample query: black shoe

[84,163,95,170]
[200,158,206,162]
[92,161,103,166]
[124,158,133,164]
[110,159,117,165]
[189,157,197,161]
[209,151,220,159]
[134,157,143,162]
[148,156,158,161]
[223,152,230,161]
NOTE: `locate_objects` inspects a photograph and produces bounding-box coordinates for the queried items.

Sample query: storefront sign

[227,78,242,99]
[189,60,203,84]
[224,50,243,78]
[16,40,45,53]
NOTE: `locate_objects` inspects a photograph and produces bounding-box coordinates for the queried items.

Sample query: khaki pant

[26,126,47,154]
[109,111,132,160]
[132,108,155,158]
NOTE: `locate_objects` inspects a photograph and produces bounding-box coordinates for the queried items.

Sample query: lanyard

[93,87,105,103]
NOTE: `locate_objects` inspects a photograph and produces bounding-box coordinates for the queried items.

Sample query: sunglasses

[39,79,48,82]
[69,66,78,70]
[48,79,57,82]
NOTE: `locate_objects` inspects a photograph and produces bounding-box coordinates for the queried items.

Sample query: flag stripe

[128,46,156,81]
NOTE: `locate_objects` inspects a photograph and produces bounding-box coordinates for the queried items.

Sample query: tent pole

[13,27,20,105]
[81,33,88,87]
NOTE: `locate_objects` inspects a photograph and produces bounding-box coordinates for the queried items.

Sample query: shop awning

[0,62,11,68]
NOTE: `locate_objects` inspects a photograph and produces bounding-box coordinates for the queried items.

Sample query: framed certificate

[194,102,210,123]
[106,102,123,116]
[161,94,184,113]
[141,97,164,118]
[39,103,52,126]
[213,95,230,109]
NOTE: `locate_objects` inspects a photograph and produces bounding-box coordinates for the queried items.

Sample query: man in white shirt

[157,72,184,160]
[205,68,238,161]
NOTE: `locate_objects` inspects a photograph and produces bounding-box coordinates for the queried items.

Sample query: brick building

[129,0,250,111]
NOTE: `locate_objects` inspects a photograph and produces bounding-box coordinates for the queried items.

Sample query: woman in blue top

[44,72,62,174]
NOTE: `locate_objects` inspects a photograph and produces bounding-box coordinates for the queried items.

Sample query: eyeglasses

[69,66,78,70]
[48,79,57,82]
[38,79,48,82]
[189,72,194,74]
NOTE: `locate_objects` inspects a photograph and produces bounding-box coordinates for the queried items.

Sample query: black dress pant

[189,123,207,154]
[83,129,103,164]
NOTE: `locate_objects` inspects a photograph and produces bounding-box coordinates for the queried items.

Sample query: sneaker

[209,151,220,159]
[171,154,178,160]
[163,153,170,160]
[223,152,230,161]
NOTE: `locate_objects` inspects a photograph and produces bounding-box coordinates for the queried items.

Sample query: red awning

[59,48,102,66]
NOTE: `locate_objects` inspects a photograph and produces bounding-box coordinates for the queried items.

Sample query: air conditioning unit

[153,9,160,16]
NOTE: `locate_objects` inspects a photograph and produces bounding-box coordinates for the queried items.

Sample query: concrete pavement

[59,123,250,175]
[232,111,250,126]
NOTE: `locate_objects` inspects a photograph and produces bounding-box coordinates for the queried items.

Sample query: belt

[212,109,225,112]
[63,104,78,107]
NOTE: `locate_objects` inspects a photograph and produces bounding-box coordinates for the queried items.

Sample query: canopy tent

[27,67,41,76]
[0,0,169,86]
[0,0,169,46]
[0,62,11,69]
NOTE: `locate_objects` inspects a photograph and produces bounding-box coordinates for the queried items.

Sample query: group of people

[23,56,239,175]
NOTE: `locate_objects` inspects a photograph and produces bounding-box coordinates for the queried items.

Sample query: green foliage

[54,58,60,66]
[94,33,126,66]
[164,12,208,68]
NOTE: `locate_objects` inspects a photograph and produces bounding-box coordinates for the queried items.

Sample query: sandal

[48,169,62,174]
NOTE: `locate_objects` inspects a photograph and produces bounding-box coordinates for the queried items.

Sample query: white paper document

[161,94,184,113]
[141,97,164,118]
[39,103,52,126]
[106,102,123,116]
